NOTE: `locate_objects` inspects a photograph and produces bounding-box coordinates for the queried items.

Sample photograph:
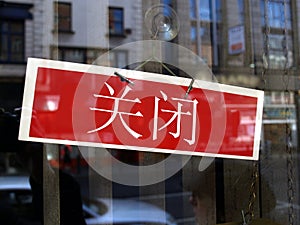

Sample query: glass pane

[56,3,71,31]
[191,30,198,53]
[58,3,71,16]
[10,22,23,33]
[0,22,9,32]
[200,23,211,44]
[10,35,24,62]
[1,2,299,225]
[265,0,292,29]
[163,0,172,6]
[59,18,71,31]
[112,9,123,22]
[190,25,197,41]
[109,8,124,34]
[238,0,244,23]
[0,35,8,61]
[269,51,285,69]
[11,35,23,53]
[63,49,85,63]
[216,0,222,21]
[0,21,24,62]
[190,0,196,19]
[269,2,281,27]
[268,34,293,69]
[109,52,116,66]
[260,0,265,26]
[116,52,127,68]
[113,23,123,34]
[269,34,284,50]
[58,49,63,60]
[199,0,211,21]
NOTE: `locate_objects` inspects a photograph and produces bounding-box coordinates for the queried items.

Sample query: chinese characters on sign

[19,58,264,160]
[88,82,198,146]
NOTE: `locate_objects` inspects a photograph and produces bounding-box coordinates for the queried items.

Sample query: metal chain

[261,0,271,86]
[244,161,259,224]
[242,1,271,224]
[281,0,295,224]
[244,1,294,225]
[286,114,295,225]
[282,0,289,86]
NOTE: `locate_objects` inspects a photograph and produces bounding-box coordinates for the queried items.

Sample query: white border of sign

[19,58,264,160]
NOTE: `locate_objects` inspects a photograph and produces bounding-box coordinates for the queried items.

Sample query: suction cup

[144,4,180,41]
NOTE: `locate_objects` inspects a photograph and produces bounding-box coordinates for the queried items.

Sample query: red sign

[19,58,264,160]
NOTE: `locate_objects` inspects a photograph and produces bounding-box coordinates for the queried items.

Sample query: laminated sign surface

[19,58,264,160]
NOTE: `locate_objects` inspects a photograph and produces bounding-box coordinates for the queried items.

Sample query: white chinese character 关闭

[153,91,198,145]
[88,82,143,138]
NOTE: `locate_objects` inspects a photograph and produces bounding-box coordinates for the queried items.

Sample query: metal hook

[114,72,134,85]
[184,79,195,98]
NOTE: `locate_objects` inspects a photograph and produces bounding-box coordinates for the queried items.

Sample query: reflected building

[1,0,300,224]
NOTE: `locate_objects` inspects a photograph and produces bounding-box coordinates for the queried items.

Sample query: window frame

[108,7,125,37]
[57,47,87,63]
[260,0,293,69]
[54,2,73,33]
[189,0,222,67]
[0,20,25,64]
[109,50,128,68]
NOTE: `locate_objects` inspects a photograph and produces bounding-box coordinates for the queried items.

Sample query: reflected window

[190,25,197,53]
[190,0,221,66]
[190,0,222,21]
[163,0,172,6]
[0,20,24,63]
[109,50,128,68]
[216,0,222,22]
[190,0,196,19]
[58,48,86,63]
[260,0,293,69]
[109,7,124,36]
[199,0,211,21]
[261,0,292,29]
[238,0,244,23]
[268,34,293,69]
[200,23,211,44]
[54,2,72,32]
